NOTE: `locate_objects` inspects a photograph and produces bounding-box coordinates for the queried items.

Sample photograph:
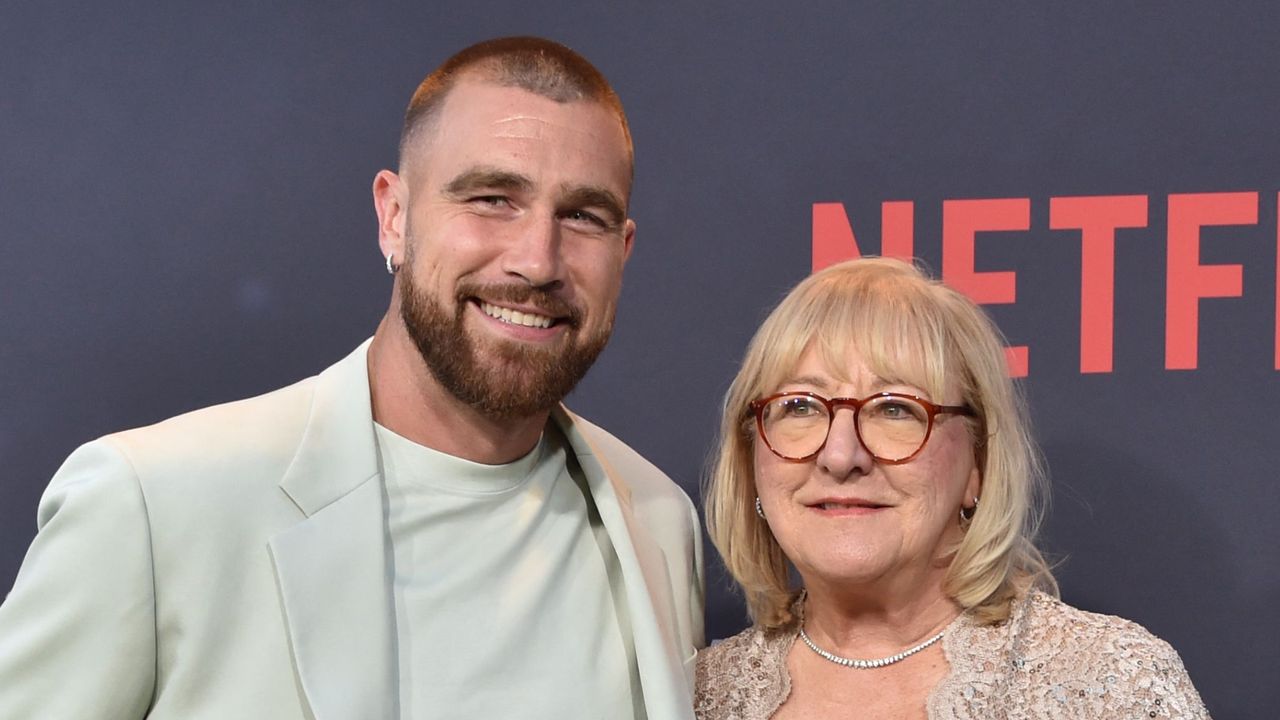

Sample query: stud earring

[755,496,766,520]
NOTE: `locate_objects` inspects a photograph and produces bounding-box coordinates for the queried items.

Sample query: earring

[385,253,397,275]
[959,496,979,523]
[755,496,766,520]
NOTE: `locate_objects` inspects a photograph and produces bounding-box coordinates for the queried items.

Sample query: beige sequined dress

[694,591,1209,719]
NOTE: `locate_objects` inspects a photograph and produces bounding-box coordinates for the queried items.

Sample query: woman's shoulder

[694,625,793,720]
[1014,591,1185,666]
[995,591,1210,717]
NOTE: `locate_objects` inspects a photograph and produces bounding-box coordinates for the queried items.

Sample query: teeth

[480,301,553,329]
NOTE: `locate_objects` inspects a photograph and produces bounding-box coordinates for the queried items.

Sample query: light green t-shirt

[375,423,642,720]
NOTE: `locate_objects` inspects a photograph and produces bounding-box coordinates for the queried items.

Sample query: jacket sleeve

[0,439,157,720]
[687,494,706,650]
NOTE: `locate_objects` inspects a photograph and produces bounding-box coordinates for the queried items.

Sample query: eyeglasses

[749,391,975,464]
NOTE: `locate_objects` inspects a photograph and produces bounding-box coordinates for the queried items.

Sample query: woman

[696,258,1208,719]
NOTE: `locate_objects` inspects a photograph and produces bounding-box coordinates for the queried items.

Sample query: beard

[398,266,613,420]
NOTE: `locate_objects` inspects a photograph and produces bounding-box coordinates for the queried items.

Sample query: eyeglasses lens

[760,394,931,461]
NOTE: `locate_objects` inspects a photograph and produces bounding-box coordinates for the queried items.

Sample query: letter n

[811,202,914,272]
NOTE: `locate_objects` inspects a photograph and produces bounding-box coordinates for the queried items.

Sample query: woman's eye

[873,400,924,421]
[780,398,821,417]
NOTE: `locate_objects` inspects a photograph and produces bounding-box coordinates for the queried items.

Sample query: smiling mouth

[478,300,557,329]
[813,501,889,511]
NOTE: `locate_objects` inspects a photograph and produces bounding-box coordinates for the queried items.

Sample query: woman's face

[754,346,981,593]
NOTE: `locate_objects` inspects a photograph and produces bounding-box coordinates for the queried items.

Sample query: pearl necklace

[798,625,947,669]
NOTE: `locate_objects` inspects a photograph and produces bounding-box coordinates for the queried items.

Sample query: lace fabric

[694,591,1210,719]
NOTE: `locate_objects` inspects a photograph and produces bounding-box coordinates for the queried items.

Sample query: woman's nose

[815,409,875,479]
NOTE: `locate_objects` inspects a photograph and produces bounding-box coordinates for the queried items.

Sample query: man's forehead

[488,113,555,140]
[412,79,627,156]
[440,78,549,116]
[405,84,630,199]
[438,80,621,140]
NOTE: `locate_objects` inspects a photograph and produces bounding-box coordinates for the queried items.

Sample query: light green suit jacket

[0,341,705,719]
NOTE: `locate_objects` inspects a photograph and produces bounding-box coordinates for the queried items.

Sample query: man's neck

[367,315,550,465]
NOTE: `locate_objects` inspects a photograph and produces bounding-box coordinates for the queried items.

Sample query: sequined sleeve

[693,625,791,720]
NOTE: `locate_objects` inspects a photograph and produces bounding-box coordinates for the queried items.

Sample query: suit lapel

[264,349,692,719]
[269,340,397,720]
[553,407,694,719]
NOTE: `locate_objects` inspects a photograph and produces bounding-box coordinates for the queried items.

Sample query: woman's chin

[795,550,897,589]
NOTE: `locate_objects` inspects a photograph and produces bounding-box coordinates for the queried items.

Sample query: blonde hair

[703,257,1056,629]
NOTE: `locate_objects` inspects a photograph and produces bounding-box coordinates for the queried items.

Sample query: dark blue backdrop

[3,3,1274,717]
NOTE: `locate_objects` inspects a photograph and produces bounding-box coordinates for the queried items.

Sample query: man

[0,37,704,719]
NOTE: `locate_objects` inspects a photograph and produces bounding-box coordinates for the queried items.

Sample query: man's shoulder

[560,409,692,506]
[99,341,372,482]
[103,372,318,473]
[564,412,663,472]
[35,371,326,547]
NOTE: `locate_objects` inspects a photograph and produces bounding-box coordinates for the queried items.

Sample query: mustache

[456,282,583,327]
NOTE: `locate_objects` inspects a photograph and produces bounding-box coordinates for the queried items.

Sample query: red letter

[1165,192,1256,370]
[812,202,861,271]
[811,201,915,272]
[880,201,915,261]
[1049,195,1149,373]
[942,198,1031,377]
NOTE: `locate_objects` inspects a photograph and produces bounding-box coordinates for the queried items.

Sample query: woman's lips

[807,500,890,516]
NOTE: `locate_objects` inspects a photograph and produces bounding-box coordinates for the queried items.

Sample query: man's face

[395,80,635,420]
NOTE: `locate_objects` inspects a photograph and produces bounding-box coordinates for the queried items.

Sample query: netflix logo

[812,192,1280,377]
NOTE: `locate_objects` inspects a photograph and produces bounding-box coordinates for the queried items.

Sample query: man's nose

[501,214,564,289]
[815,408,875,479]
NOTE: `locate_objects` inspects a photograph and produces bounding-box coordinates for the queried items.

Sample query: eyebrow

[782,374,833,391]
[442,166,533,197]
[781,374,914,395]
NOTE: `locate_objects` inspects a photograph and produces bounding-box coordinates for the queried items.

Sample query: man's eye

[470,195,509,208]
[563,209,607,228]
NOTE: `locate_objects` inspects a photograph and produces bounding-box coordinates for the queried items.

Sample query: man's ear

[372,169,408,263]
[621,218,636,262]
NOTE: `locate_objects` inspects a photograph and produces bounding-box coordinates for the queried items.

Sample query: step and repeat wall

[2,3,1273,716]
